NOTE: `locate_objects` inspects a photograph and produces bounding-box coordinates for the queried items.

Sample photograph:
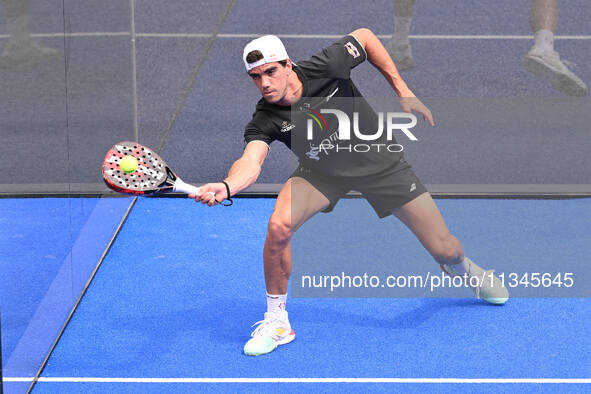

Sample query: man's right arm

[191,141,269,206]
[350,27,434,126]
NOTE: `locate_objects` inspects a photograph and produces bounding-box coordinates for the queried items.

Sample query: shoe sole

[484,296,509,305]
[523,55,588,97]
[244,330,295,356]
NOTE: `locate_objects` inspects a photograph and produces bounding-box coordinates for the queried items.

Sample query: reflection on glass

[389,0,588,96]
[523,0,587,96]
[0,0,57,69]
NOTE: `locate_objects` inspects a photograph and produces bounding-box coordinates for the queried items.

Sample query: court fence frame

[1,183,591,199]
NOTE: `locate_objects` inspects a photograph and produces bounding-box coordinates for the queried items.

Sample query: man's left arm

[350,27,434,126]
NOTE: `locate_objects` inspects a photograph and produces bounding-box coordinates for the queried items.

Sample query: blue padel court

[1,197,590,393]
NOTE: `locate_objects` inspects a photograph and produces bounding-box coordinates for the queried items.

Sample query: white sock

[266,293,287,317]
[393,16,412,46]
[452,257,488,279]
[533,29,554,52]
[450,257,470,275]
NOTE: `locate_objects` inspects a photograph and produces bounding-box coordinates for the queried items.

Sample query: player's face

[248,61,291,104]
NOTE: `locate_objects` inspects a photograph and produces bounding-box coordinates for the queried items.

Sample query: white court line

[35,32,130,37]
[0,32,130,39]
[221,34,591,40]
[0,32,590,39]
[410,34,591,39]
[4,377,591,384]
[138,33,591,39]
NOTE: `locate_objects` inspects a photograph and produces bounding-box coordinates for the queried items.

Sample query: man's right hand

[189,182,228,207]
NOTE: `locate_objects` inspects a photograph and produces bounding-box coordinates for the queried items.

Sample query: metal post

[0,310,4,394]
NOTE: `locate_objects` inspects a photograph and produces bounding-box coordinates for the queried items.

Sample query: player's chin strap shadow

[217,181,234,206]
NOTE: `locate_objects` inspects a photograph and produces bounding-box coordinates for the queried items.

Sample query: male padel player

[192,28,509,356]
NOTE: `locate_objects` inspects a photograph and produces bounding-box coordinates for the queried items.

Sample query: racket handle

[173,178,201,195]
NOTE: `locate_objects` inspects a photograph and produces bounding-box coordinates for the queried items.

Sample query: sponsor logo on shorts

[410,183,416,192]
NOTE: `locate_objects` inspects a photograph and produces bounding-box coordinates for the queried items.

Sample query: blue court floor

[2,197,589,393]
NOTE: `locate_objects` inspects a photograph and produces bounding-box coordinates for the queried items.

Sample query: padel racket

[102,141,202,196]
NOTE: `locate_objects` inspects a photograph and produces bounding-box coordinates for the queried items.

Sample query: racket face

[102,141,176,195]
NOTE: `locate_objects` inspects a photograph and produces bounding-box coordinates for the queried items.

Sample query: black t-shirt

[244,35,403,177]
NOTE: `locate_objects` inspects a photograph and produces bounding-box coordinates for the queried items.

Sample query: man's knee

[431,234,463,265]
[267,216,292,245]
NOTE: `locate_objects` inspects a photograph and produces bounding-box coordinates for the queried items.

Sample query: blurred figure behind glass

[1,0,57,68]
[390,0,415,71]
[522,0,587,96]
[389,0,587,96]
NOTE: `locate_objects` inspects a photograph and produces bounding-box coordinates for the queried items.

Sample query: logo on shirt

[280,121,295,133]
[344,41,360,59]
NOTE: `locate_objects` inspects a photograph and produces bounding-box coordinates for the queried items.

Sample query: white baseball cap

[243,35,289,72]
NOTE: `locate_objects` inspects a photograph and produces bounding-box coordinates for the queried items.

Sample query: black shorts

[290,159,428,218]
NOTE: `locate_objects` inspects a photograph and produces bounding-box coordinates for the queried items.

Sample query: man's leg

[392,192,509,304]
[391,0,416,71]
[263,177,330,294]
[522,0,587,96]
[244,177,330,356]
[392,192,464,266]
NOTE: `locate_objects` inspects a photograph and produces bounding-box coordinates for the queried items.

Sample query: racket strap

[219,181,234,206]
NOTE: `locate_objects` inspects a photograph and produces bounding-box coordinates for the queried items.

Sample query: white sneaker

[440,258,509,305]
[243,311,295,356]
[522,48,588,97]
[390,42,415,71]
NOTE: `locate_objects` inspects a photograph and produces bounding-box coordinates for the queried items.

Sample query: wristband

[215,181,234,206]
